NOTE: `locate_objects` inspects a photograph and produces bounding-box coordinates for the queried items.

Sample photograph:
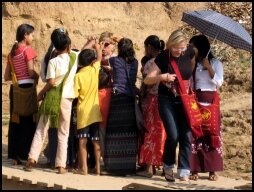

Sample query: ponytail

[44,43,55,75]
[10,41,19,58]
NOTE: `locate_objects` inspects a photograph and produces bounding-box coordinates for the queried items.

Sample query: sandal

[23,159,35,172]
[189,172,199,180]
[136,170,153,178]
[179,175,190,181]
[164,169,175,182]
[57,167,67,174]
[208,172,218,181]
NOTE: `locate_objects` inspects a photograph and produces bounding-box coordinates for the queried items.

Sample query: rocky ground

[2,2,252,182]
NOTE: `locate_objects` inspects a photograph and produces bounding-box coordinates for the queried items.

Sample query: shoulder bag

[124,62,146,132]
[9,55,38,117]
[169,58,203,138]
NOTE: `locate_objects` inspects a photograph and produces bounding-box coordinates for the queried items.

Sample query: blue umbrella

[182,10,252,53]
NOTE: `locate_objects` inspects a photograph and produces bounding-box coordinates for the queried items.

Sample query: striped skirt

[104,93,137,175]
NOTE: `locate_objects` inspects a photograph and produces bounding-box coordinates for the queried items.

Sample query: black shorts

[76,122,100,141]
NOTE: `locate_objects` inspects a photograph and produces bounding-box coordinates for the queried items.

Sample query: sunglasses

[104,42,110,47]
[171,47,187,52]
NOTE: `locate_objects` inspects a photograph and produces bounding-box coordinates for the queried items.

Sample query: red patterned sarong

[138,95,166,166]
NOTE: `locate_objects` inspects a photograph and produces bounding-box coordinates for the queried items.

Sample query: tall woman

[189,35,223,181]
[103,38,138,176]
[137,35,166,178]
[144,29,196,181]
[4,24,38,165]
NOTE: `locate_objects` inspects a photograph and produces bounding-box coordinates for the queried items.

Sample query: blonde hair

[99,31,114,43]
[166,29,187,49]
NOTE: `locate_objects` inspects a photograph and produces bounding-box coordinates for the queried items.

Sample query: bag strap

[63,52,76,85]
[57,52,77,91]
[169,57,188,95]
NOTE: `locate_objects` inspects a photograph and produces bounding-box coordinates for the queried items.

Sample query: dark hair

[117,38,135,62]
[52,32,71,52]
[44,28,70,75]
[10,24,34,58]
[78,49,97,67]
[144,35,165,51]
[189,35,214,61]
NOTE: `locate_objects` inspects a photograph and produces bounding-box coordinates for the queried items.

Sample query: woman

[189,34,224,181]
[98,31,117,159]
[144,29,196,181]
[4,24,38,165]
[137,35,166,178]
[102,38,138,176]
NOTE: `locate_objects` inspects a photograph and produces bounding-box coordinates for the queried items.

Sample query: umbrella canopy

[182,10,252,53]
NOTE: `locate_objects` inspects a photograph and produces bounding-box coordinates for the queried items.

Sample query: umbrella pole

[206,32,219,58]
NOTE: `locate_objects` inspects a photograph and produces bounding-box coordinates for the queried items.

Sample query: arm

[144,61,176,85]
[191,55,196,72]
[210,59,223,87]
[201,58,215,78]
[101,59,112,72]
[81,36,97,50]
[94,41,103,62]
[4,63,12,81]
[27,59,39,83]
[37,78,55,101]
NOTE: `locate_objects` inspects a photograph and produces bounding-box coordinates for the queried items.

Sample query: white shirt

[46,51,78,98]
[195,58,223,91]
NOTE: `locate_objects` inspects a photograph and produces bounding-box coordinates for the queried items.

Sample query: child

[74,38,103,175]
[4,23,38,166]
[24,30,78,174]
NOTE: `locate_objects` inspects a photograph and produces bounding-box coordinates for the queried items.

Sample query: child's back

[75,54,102,129]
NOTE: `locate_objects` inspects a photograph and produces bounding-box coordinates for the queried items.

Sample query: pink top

[8,45,37,83]
[143,58,159,96]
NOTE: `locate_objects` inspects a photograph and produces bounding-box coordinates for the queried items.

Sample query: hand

[37,91,45,102]
[34,72,39,85]
[112,36,123,43]
[201,58,210,69]
[161,73,176,82]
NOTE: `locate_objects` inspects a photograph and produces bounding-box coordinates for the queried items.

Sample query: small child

[24,30,78,174]
[74,38,103,175]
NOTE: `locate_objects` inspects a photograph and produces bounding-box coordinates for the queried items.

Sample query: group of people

[4,23,224,182]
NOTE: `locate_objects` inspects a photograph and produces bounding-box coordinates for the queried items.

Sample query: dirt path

[2,124,252,190]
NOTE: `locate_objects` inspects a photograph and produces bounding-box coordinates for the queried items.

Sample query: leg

[27,115,50,163]
[55,99,72,173]
[209,172,218,181]
[190,172,199,180]
[87,139,95,169]
[90,122,101,175]
[24,115,50,171]
[78,137,88,175]
[75,126,90,175]
[177,103,191,179]
[92,140,101,175]
[158,97,178,172]
[48,128,58,168]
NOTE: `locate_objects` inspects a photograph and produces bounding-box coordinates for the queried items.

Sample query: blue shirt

[109,56,138,97]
